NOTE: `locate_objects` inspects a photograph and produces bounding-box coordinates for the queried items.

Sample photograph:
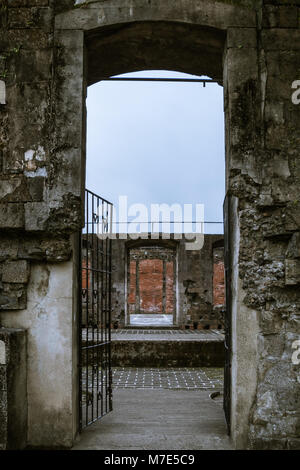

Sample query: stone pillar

[0,252,79,448]
[224,27,261,449]
[0,328,27,450]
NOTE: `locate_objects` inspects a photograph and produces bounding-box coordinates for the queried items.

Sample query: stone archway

[53,0,259,449]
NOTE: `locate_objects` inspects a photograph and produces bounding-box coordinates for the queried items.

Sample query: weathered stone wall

[0,0,298,450]
[223,2,300,450]
[177,235,225,329]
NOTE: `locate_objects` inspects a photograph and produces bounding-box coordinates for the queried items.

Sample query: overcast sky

[86,70,225,234]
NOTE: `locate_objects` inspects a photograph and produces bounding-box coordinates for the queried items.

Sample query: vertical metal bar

[91,193,95,423]
[78,230,83,432]
[96,195,100,421]
[108,232,113,411]
[85,191,89,427]
[105,207,109,413]
[100,199,104,418]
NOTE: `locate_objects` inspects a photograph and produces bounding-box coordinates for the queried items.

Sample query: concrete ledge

[83,329,224,367]
[111,340,225,367]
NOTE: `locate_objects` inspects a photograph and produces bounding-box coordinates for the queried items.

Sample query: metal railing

[79,189,113,430]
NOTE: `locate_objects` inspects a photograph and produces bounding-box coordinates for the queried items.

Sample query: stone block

[262,5,298,28]
[0,203,24,229]
[0,286,27,310]
[285,259,300,285]
[227,27,257,49]
[225,47,258,88]
[287,438,300,450]
[2,260,29,284]
[27,176,45,202]
[286,232,300,259]
[262,30,300,51]
[0,238,18,261]
[2,148,24,175]
[0,30,50,51]
[0,178,33,203]
[265,102,285,125]
[8,6,52,32]
[15,49,52,84]
[25,201,49,231]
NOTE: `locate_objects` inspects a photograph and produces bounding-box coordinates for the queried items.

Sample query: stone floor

[82,367,224,403]
[74,387,232,450]
[112,367,224,390]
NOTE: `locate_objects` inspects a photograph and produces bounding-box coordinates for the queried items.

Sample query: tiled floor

[112,367,224,390]
[82,367,224,404]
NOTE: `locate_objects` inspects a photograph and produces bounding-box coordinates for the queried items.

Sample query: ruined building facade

[110,235,225,329]
[0,0,299,450]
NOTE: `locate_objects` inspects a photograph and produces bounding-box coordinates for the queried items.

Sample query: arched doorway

[52,0,259,448]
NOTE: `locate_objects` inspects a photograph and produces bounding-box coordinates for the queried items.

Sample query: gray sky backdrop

[86,70,225,234]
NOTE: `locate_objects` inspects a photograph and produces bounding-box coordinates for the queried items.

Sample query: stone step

[82,329,225,367]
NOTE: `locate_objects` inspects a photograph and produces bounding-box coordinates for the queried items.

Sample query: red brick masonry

[213,260,225,306]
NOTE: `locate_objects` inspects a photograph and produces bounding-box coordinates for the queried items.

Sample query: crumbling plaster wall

[0,0,298,450]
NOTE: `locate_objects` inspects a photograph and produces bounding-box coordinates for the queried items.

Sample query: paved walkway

[74,388,232,450]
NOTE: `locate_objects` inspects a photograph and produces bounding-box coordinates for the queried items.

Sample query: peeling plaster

[24,168,47,178]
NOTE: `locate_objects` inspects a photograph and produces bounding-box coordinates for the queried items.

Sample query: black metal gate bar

[79,189,113,431]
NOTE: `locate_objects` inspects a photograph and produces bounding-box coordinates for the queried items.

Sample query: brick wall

[139,259,163,313]
[128,260,136,312]
[128,247,175,315]
[111,235,225,327]
[213,246,225,307]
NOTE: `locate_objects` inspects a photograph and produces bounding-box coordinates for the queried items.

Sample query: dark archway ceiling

[86,21,225,86]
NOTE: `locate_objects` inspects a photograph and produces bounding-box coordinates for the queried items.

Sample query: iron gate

[79,189,113,430]
[223,193,232,435]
